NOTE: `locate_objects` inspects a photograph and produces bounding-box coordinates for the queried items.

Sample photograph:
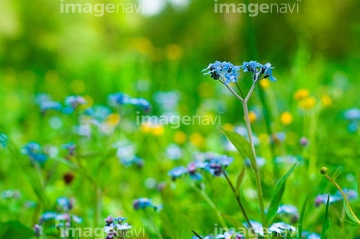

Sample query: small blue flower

[168,166,187,180]
[56,197,74,211]
[40,211,57,223]
[108,93,151,111]
[203,61,241,84]
[40,101,62,113]
[269,222,296,236]
[108,93,130,106]
[65,95,86,109]
[22,142,48,165]
[277,204,299,217]
[241,61,276,82]
[133,198,159,210]
[128,98,151,111]
[120,156,144,168]
[84,105,112,122]
[62,143,76,156]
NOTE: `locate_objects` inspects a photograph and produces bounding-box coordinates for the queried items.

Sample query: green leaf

[160,204,194,238]
[321,195,330,239]
[0,221,34,239]
[343,200,360,224]
[235,166,246,194]
[297,195,309,239]
[266,163,297,224]
[219,128,256,168]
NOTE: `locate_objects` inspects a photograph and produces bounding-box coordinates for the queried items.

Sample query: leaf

[331,166,343,181]
[0,221,34,239]
[235,166,246,194]
[297,195,309,239]
[343,200,360,225]
[266,163,297,224]
[219,128,256,169]
[321,195,330,239]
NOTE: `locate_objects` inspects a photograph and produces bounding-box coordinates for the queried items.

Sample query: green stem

[242,85,268,237]
[94,187,102,227]
[243,101,266,226]
[222,170,255,236]
[325,174,360,224]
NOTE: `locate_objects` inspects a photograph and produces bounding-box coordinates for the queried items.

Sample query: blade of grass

[321,195,330,239]
[297,195,309,239]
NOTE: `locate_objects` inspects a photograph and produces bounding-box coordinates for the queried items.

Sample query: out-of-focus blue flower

[277,205,299,217]
[1,190,21,199]
[40,211,57,223]
[245,156,266,168]
[187,162,203,180]
[269,222,296,236]
[84,105,112,122]
[108,93,151,111]
[165,144,182,160]
[34,224,42,238]
[344,108,360,132]
[241,61,276,82]
[21,142,48,165]
[168,154,234,180]
[344,108,360,120]
[168,166,188,180]
[0,133,8,148]
[56,197,74,211]
[299,137,309,146]
[116,143,143,168]
[154,91,180,113]
[302,232,321,239]
[315,189,358,207]
[40,101,62,113]
[207,155,234,176]
[108,93,130,106]
[244,220,264,236]
[120,156,144,168]
[65,95,86,109]
[74,125,91,137]
[133,198,160,210]
[275,155,301,164]
[62,143,76,156]
[203,61,241,84]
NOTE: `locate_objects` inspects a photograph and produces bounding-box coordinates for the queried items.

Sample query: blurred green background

[1,0,360,237]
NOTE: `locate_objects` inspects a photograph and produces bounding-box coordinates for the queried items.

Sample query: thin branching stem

[222,170,255,236]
